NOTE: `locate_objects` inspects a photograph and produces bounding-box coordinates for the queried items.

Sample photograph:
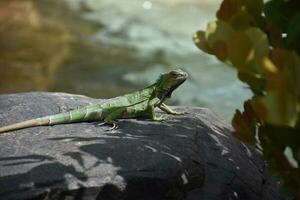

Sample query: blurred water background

[0,0,251,121]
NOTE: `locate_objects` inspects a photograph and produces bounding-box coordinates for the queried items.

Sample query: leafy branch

[193,0,300,198]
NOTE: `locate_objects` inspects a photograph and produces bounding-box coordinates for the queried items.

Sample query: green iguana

[0,69,188,134]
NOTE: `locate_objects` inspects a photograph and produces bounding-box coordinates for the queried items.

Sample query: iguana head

[155,69,188,99]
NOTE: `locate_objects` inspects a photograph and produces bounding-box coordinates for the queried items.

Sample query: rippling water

[62,0,251,120]
[1,0,252,121]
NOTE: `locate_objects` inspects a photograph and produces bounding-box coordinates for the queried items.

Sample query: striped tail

[0,117,50,134]
[48,106,102,125]
[0,105,102,134]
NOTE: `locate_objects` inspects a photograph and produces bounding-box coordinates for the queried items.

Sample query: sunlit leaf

[227,28,268,74]
[245,28,269,72]
[268,49,300,106]
[204,20,235,61]
[262,57,278,74]
[205,20,234,45]
[227,31,253,72]
[193,20,236,61]
[193,30,213,54]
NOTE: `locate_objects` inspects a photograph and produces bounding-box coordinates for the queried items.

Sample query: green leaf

[227,31,253,72]
[245,28,269,72]
[193,0,300,196]
[193,30,213,54]
[227,27,268,73]
[195,20,235,61]
[205,20,234,47]
[193,20,235,61]
[205,20,234,61]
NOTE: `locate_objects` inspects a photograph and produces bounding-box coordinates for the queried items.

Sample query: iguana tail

[0,106,101,134]
[0,117,50,134]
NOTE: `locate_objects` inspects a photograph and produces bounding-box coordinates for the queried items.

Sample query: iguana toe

[106,123,119,132]
[153,115,170,122]
[172,111,188,115]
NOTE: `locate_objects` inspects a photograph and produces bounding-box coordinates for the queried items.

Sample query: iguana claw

[97,122,106,126]
[172,111,188,115]
[153,115,170,121]
[106,123,118,132]
[98,121,119,132]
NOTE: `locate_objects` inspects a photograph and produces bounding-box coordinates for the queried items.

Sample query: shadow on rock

[0,93,284,200]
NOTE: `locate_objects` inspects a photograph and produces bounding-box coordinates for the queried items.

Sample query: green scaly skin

[0,69,188,134]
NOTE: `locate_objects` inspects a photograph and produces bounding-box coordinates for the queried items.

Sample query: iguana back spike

[0,117,49,134]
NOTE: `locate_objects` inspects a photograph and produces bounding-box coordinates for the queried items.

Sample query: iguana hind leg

[99,107,126,132]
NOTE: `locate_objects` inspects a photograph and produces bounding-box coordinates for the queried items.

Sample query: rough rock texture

[0,92,283,200]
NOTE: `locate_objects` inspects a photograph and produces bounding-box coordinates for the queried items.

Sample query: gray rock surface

[0,92,283,200]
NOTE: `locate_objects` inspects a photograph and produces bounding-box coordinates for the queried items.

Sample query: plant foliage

[193,0,300,198]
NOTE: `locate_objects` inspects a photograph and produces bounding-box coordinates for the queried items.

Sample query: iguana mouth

[175,74,188,83]
[172,69,188,80]
[178,74,187,79]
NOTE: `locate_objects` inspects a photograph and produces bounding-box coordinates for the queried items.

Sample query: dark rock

[0,92,283,200]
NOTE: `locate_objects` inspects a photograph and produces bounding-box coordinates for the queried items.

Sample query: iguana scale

[0,69,188,134]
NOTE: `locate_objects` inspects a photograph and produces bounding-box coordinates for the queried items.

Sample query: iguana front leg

[158,103,187,115]
[150,106,169,121]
